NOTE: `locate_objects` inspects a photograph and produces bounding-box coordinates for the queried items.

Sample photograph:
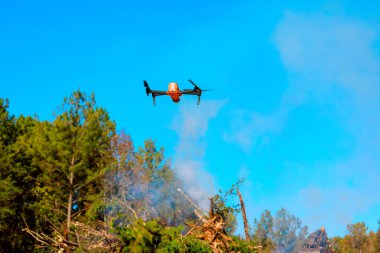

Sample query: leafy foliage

[228,235,260,253]
[347,222,368,252]
[115,219,212,253]
[251,208,308,253]
[330,221,380,253]
[252,209,275,252]
[271,208,308,253]
[376,221,380,253]
[210,180,243,235]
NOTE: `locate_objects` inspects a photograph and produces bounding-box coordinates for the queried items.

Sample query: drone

[143,79,212,106]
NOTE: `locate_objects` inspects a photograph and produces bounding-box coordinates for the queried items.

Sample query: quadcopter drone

[143,79,212,106]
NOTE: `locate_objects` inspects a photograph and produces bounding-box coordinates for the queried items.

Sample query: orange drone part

[167,82,181,102]
[168,82,179,92]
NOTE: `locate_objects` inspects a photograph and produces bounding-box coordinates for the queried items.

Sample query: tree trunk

[209,198,214,218]
[237,187,250,242]
[66,157,75,240]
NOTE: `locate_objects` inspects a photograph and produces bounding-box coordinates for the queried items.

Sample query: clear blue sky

[1,0,380,236]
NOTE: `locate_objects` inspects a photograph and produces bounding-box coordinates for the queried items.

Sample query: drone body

[167,82,181,103]
[143,80,211,106]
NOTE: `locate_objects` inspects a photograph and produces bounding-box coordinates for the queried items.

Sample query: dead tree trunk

[209,198,215,218]
[237,187,250,242]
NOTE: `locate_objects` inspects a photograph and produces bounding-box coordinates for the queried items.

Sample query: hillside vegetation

[1,91,379,253]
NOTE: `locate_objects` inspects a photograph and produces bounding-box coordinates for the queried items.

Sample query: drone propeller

[188,79,215,105]
[188,79,214,92]
[189,79,201,105]
[143,80,151,96]
[188,79,201,91]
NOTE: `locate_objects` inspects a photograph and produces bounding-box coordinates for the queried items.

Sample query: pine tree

[29,90,116,243]
[253,209,274,252]
[0,99,38,252]
[271,208,308,253]
[0,98,19,252]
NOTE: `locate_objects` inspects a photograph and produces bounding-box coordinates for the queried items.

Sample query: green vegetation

[330,222,380,253]
[1,92,379,252]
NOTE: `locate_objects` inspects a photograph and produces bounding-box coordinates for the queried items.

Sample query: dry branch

[23,219,122,252]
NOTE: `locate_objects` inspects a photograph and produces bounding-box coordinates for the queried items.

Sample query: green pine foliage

[25,90,117,243]
[252,209,275,252]
[0,99,40,252]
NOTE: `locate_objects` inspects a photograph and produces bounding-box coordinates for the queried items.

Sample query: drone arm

[150,90,167,96]
[180,90,198,95]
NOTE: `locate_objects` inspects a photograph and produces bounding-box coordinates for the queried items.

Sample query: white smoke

[272,11,380,234]
[171,99,227,210]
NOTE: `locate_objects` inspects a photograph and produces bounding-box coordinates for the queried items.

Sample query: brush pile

[70,221,122,252]
[186,210,232,253]
[23,221,122,253]
[299,227,334,253]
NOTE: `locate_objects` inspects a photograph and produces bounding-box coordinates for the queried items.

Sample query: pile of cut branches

[186,210,232,253]
[23,220,122,253]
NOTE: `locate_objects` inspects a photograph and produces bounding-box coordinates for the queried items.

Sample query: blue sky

[1,0,380,236]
